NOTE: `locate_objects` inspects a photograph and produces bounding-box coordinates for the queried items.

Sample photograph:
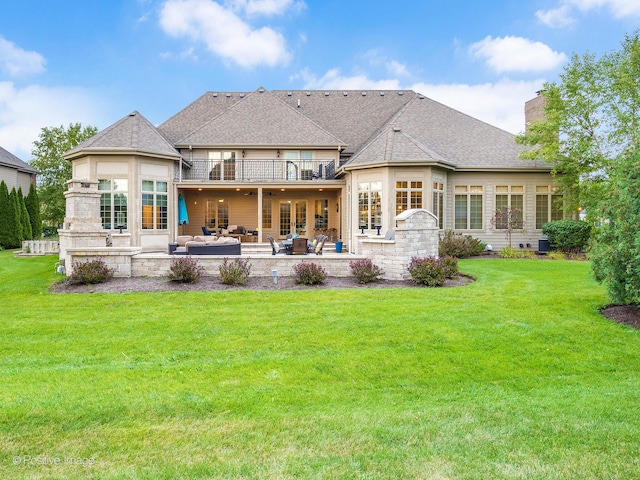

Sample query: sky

[0,0,638,160]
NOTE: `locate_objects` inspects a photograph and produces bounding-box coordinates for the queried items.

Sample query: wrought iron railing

[176,158,336,182]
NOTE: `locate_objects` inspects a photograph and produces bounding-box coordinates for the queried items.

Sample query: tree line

[0,182,41,249]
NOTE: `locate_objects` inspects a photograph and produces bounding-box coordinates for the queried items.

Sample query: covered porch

[174,185,345,244]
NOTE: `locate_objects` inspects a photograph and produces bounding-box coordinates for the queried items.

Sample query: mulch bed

[50,273,475,294]
[600,305,640,330]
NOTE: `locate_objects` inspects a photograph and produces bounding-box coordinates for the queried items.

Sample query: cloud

[230,0,305,16]
[536,5,576,27]
[159,0,292,68]
[0,82,111,159]
[292,67,542,134]
[411,79,546,134]
[538,0,640,24]
[293,68,401,90]
[567,0,640,17]
[0,36,46,77]
[469,36,567,73]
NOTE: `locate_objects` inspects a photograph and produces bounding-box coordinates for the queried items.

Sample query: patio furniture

[268,236,287,255]
[291,237,308,255]
[312,235,327,255]
[202,226,214,236]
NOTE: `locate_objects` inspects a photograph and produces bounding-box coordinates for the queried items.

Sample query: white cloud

[292,67,542,134]
[536,5,576,27]
[567,0,640,17]
[230,0,305,16]
[159,0,291,68]
[411,79,546,134]
[0,82,111,159]
[0,37,46,77]
[469,36,567,73]
[293,68,401,90]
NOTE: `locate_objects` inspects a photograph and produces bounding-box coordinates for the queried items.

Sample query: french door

[279,200,307,237]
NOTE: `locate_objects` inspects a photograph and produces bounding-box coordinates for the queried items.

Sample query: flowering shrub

[441,255,458,279]
[168,256,204,283]
[408,256,446,287]
[349,258,383,284]
[292,262,327,285]
[68,258,114,285]
[219,258,251,285]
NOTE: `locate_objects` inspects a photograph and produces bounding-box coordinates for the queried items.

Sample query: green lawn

[1,251,638,479]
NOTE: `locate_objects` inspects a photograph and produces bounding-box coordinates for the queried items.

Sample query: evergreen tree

[26,183,42,239]
[0,181,12,248]
[18,187,32,241]
[9,188,23,247]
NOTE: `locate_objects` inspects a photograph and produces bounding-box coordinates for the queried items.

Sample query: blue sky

[0,0,638,160]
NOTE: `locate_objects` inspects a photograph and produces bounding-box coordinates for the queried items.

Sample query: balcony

[177,158,336,182]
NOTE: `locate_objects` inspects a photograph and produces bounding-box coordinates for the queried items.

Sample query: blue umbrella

[178,194,189,225]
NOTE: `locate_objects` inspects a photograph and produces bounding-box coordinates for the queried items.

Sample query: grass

[1,250,639,479]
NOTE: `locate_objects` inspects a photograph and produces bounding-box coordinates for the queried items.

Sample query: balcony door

[279,200,307,237]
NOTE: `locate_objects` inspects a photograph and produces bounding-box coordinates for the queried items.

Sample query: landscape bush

[441,256,459,279]
[292,262,327,285]
[408,256,446,287]
[542,219,592,253]
[439,229,486,258]
[219,258,251,285]
[168,256,204,283]
[67,258,114,285]
[349,258,383,284]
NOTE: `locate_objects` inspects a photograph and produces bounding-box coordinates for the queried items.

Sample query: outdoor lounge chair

[202,226,214,236]
[268,236,287,255]
[313,235,327,255]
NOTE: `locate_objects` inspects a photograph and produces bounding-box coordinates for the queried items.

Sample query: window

[432,181,444,229]
[454,185,483,230]
[141,180,167,230]
[395,181,423,215]
[205,198,229,229]
[535,186,563,229]
[98,179,128,230]
[208,151,236,180]
[285,151,313,180]
[495,185,523,229]
[315,199,328,229]
[358,181,382,229]
[262,197,272,229]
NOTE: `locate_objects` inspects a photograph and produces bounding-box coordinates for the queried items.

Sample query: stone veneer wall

[131,254,363,278]
[354,209,439,280]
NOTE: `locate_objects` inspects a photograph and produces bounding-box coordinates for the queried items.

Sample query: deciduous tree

[30,123,98,226]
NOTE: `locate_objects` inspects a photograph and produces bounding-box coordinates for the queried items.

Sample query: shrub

[168,256,204,283]
[349,258,383,284]
[42,225,58,238]
[408,256,446,287]
[219,257,251,285]
[547,251,566,260]
[292,262,327,285]
[439,229,486,258]
[500,247,520,258]
[67,258,114,285]
[441,256,458,279]
[542,219,592,253]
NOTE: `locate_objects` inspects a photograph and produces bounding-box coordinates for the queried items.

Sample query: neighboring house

[0,146,38,192]
[63,87,559,252]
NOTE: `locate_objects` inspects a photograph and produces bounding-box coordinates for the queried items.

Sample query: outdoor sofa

[169,235,241,255]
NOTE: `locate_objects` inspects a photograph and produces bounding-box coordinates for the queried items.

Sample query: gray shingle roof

[66,111,180,159]
[0,145,38,174]
[346,94,546,170]
[174,88,343,148]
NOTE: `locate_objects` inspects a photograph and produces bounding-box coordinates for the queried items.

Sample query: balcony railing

[177,158,336,182]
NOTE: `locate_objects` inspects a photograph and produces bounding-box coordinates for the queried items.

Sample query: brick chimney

[525,91,546,132]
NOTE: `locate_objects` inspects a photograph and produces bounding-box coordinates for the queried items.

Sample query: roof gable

[66,111,180,159]
[176,88,343,148]
[0,146,38,174]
